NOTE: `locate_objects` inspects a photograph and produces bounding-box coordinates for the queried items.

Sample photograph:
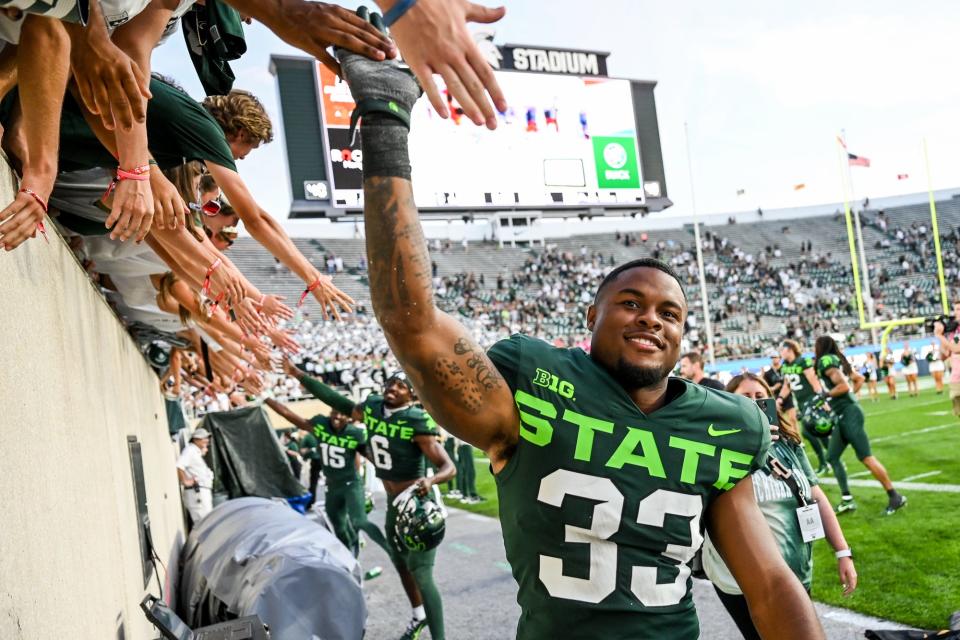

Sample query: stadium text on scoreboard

[315,44,646,211]
[499,45,609,77]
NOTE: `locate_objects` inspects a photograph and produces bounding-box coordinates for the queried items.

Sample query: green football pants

[456,443,477,498]
[826,403,872,496]
[385,495,444,640]
[326,480,389,556]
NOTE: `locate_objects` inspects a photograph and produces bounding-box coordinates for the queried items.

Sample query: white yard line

[872,422,955,443]
[819,478,960,493]
[864,398,950,417]
[900,470,943,482]
[848,470,872,478]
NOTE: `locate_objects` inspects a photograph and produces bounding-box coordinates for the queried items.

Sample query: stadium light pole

[684,122,716,366]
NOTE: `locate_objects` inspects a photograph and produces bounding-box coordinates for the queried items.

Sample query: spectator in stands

[702,373,856,640]
[679,351,725,390]
[176,427,214,524]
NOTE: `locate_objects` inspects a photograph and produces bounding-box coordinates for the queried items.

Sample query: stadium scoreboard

[270,44,670,218]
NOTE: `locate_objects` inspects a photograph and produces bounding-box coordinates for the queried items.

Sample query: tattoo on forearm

[363,177,433,316]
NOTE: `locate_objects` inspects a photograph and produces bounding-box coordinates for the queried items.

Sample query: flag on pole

[794,183,806,191]
[848,153,871,167]
[897,173,909,180]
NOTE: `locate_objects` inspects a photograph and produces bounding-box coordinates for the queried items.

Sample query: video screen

[318,65,645,209]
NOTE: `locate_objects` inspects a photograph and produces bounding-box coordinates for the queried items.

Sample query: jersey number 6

[538,469,704,607]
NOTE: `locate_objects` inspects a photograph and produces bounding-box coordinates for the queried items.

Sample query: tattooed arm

[364,177,520,471]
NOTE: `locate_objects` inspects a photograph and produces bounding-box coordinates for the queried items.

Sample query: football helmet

[801,396,836,437]
[391,484,446,552]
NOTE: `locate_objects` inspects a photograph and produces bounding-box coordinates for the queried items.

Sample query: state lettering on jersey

[315,429,360,450]
[362,408,416,441]
[514,389,755,491]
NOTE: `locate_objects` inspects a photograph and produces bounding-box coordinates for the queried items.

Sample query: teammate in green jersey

[335,36,824,640]
[814,336,906,516]
[778,339,829,473]
[266,397,390,557]
[285,360,456,640]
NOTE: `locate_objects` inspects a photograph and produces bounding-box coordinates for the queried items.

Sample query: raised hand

[384,0,507,129]
[309,275,355,321]
[227,0,397,76]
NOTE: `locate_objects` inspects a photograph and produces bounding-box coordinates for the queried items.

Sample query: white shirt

[176,442,213,489]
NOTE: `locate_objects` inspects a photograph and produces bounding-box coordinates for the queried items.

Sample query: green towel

[182,0,247,96]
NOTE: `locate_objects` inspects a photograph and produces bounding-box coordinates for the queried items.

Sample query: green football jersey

[780,355,817,408]
[360,395,439,483]
[816,354,856,412]
[487,334,770,640]
[311,415,368,486]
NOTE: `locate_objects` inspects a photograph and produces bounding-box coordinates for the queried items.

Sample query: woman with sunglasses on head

[702,373,857,640]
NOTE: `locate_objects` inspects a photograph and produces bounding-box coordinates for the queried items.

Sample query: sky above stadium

[153,0,960,221]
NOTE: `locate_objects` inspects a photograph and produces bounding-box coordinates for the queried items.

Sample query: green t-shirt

[360,395,439,483]
[817,354,856,412]
[299,431,320,461]
[311,414,368,486]
[780,355,817,408]
[487,334,770,640]
[285,439,300,454]
[702,438,819,594]
[46,78,237,173]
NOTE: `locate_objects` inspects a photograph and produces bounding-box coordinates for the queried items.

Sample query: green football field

[448,385,960,629]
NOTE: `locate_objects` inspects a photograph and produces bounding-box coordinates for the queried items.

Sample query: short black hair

[594,258,687,303]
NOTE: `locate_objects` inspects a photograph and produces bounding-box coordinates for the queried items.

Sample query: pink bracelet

[102,164,151,201]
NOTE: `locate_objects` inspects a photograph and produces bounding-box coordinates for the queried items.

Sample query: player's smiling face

[587,267,686,389]
[330,410,350,430]
[384,379,413,408]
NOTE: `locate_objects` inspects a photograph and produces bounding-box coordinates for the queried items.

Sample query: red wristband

[299,277,324,307]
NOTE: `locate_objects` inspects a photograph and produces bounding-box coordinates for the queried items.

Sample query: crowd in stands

[0,0,519,420]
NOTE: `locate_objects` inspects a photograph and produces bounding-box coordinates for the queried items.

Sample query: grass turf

[446,385,960,629]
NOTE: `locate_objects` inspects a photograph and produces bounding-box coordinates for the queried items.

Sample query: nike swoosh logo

[396,420,407,425]
[707,424,742,437]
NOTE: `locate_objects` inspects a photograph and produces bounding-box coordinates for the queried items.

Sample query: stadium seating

[229,194,960,358]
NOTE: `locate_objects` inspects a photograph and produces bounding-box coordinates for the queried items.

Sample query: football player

[814,336,906,516]
[287,364,455,640]
[777,340,829,474]
[335,27,824,639]
[265,395,389,557]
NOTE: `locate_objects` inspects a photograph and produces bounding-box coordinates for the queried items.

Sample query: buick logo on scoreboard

[499,45,609,77]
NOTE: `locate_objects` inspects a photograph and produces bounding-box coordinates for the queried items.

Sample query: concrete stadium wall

[0,158,185,639]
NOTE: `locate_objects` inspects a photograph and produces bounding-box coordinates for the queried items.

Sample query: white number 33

[537,469,704,607]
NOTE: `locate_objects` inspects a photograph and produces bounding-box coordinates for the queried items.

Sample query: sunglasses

[201,198,222,216]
